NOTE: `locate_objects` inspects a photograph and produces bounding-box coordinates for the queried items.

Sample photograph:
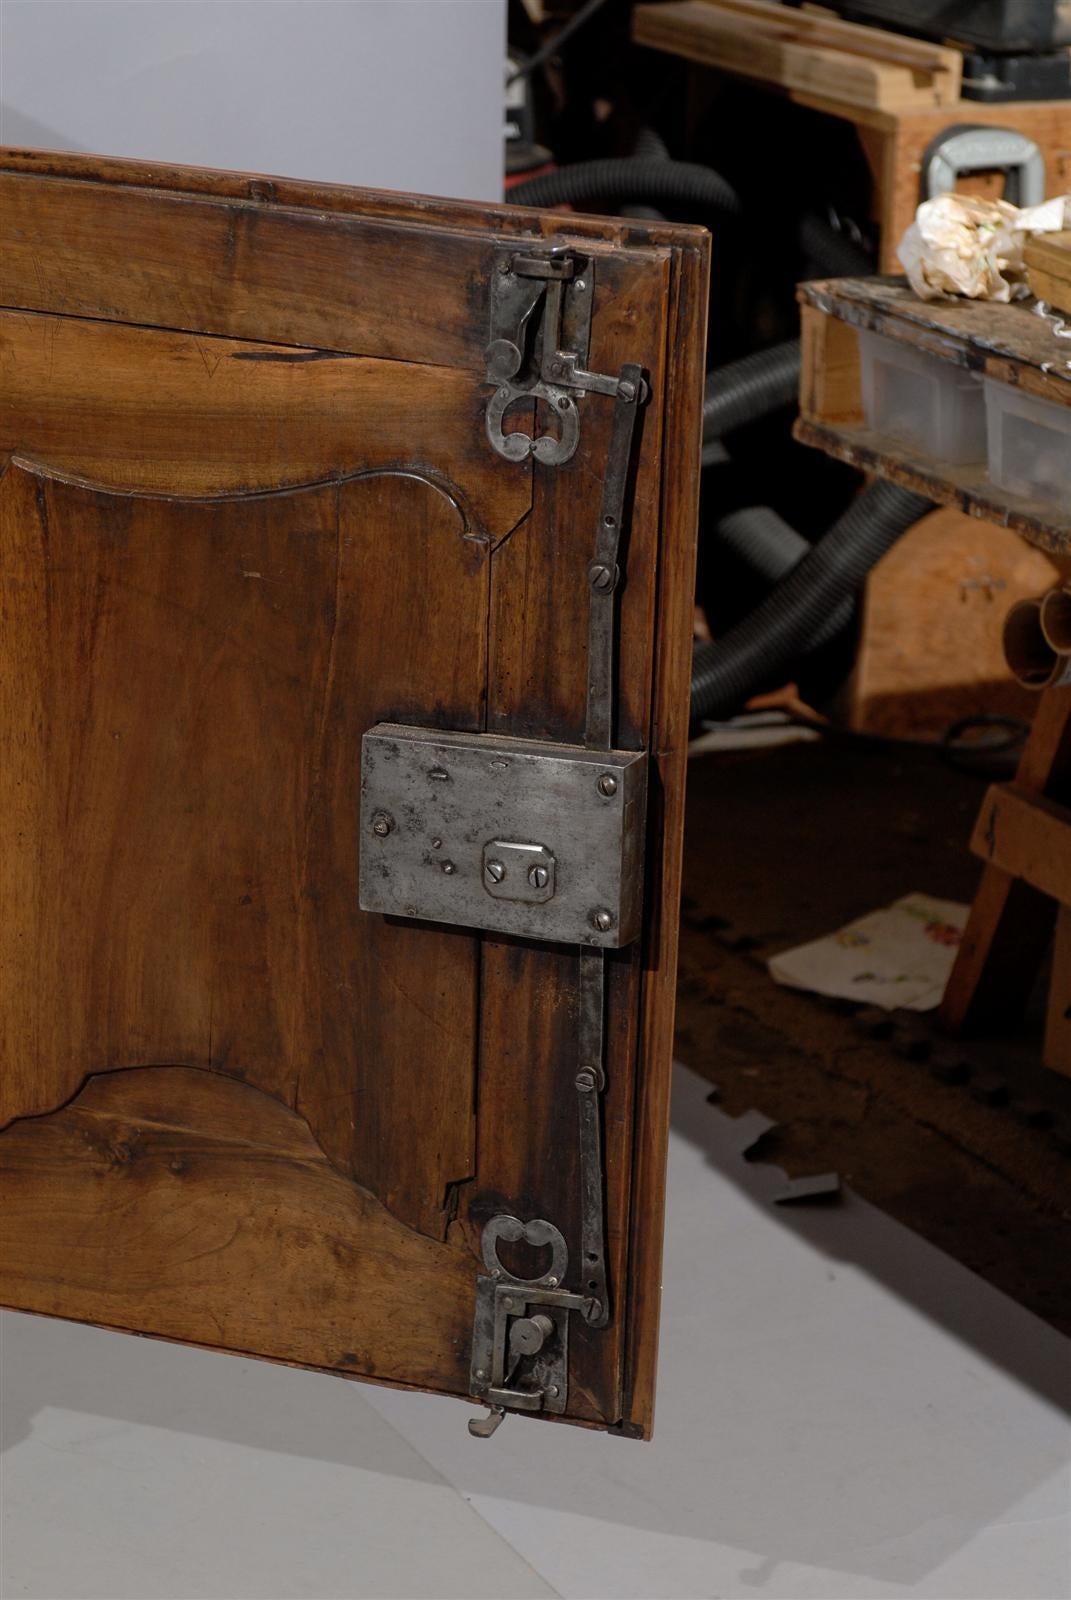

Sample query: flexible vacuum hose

[508,157,740,216]
[691,482,931,721]
[703,340,801,455]
[799,212,873,279]
[714,505,853,651]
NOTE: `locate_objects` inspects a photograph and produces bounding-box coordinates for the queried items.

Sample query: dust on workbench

[676,733,1071,1336]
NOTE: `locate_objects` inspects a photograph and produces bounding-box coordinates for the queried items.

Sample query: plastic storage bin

[985,378,1071,511]
[859,329,987,465]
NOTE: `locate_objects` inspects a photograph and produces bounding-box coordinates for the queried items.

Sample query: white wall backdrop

[0,0,506,200]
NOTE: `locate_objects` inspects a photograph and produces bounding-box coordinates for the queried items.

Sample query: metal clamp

[922,125,1046,206]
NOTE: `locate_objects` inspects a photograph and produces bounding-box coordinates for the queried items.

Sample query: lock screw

[528,864,549,890]
[371,812,394,837]
[591,908,614,933]
[596,773,618,798]
[588,562,616,593]
[485,859,506,884]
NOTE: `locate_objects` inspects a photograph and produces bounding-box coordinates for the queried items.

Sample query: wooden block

[851,509,1062,741]
[1044,903,1071,1077]
[971,783,1071,908]
[1026,231,1071,318]
[632,0,961,113]
[799,303,864,426]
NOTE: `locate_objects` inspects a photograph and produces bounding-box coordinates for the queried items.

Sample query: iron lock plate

[359,724,647,947]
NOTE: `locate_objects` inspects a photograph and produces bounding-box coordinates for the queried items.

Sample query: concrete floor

[2,1065,1068,1600]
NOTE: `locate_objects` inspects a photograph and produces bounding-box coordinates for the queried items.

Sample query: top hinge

[485,245,647,466]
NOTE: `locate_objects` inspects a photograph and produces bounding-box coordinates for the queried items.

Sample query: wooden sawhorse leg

[941,686,1071,1075]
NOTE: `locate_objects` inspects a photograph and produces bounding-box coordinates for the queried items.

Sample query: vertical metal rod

[576,362,645,1330]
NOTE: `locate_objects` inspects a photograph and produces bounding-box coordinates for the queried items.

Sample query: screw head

[545,1384,560,1398]
[474,1369,487,1381]
[371,811,394,837]
[588,562,616,593]
[591,908,614,933]
[441,860,456,875]
[528,863,549,890]
[596,773,618,798]
[485,859,506,884]
[617,377,637,402]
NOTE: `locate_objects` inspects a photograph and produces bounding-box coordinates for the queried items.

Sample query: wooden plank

[970,784,1071,908]
[1044,904,1071,1077]
[0,145,711,257]
[1026,232,1071,317]
[0,308,529,532]
[799,302,864,426]
[794,416,1071,557]
[850,508,1060,741]
[632,0,961,113]
[795,281,1071,555]
[941,686,1071,1033]
[696,0,958,73]
[798,277,1071,410]
[0,463,492,1242]
[620,235,710,1439]
[940,869,1056,1032]
[0,1067,475,1390]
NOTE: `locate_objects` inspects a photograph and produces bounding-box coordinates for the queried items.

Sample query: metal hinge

[485,245,647,466]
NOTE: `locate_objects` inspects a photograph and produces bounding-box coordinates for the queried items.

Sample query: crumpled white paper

[898,192,1071,302]
[768,892,968,1012]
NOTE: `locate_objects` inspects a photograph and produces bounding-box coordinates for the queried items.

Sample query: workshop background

[1,3,1069,1598]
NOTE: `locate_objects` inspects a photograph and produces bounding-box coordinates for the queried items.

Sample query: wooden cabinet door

[0,150,708,1437]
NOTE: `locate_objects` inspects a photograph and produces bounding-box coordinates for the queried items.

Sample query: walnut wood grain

[463,246,678,1429]
[0,1067,475,1388]
[0,464,494,1240]
[0,308,528,532]
[0,148,709,1431]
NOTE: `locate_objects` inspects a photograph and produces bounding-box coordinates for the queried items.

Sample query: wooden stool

[941,687,1071,1076]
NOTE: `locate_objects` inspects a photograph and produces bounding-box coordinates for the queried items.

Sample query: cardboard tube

[1003,597,1071,690]
[1040,585,1071,655]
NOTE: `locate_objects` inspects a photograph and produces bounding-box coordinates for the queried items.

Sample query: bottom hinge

[468,1215,598,1438]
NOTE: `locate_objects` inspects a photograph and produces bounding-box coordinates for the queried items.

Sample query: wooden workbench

[796,278,1071,557]
[797,278,1071,1076]
[633,1,1071,270]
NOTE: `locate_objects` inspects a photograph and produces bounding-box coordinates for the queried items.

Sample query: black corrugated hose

[505,156,921,719]
[713,505,853,651]
[508,157,741,217]
[702,339,801,461]
[691,482,932,722]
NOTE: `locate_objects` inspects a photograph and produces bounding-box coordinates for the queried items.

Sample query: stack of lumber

[632,0,963,112]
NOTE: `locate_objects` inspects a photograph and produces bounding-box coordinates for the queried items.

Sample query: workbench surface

[796,276,1071,556]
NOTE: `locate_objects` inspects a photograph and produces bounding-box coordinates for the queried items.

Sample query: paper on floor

[768,892,968,1012]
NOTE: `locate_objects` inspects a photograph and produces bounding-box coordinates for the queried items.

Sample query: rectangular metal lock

[359,724,647,947]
